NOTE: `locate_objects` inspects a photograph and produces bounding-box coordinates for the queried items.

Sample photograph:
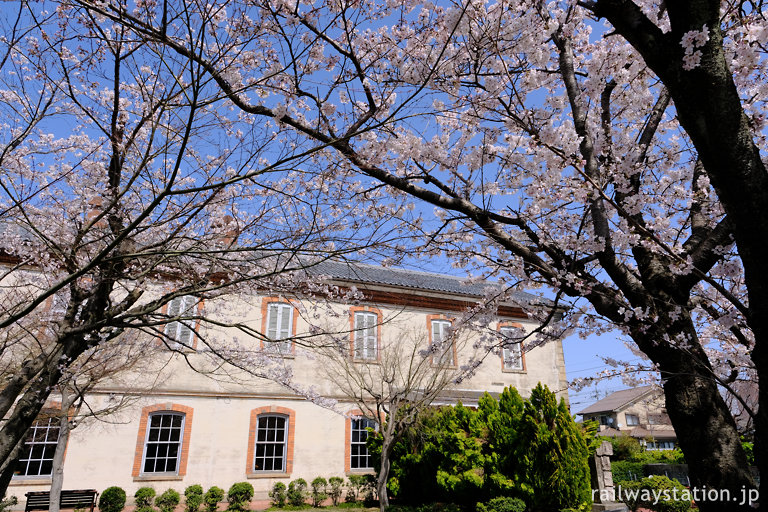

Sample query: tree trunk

[377,420,397,512]
[628,318,756,512]
[0,436,25,500]
[49,387,75,512]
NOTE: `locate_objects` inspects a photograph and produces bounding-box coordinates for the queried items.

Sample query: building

[578,386,677,450]
[7,261,568,503]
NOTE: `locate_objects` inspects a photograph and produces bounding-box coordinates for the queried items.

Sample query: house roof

[578,385,657,415]
[310,259,545,305]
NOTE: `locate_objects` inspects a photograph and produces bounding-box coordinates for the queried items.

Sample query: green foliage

[618,476,691,512]
[627,448,685,464]
[310,477,328,507]
[226,483,254,512]
[99,487,127,512]
[742,440,755,465]
[0,496,18,512]
[476,497,527,512]
[135,488,157,509]
[611,461,644,483]
[204,486,225,512]
[156,489,181,512]
[184,485,204,512]
[288,479,308,507]
[383,385,590,512]
[609,435,642,461]
[269,483,287,508]
[328,477,344,506]
[345,475,367,503]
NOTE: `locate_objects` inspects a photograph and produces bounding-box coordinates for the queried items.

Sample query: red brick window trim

[261,297,300,355]
[132,403,194,477]
[498,322,526,372]
[427,314,457,368]
[349,306,382,361]
[246,406,296,476]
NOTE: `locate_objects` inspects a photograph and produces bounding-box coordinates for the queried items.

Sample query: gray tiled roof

[577,385,656,415]
[311,259,543,304]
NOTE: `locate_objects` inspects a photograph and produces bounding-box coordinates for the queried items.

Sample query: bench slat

[25,490,98,512]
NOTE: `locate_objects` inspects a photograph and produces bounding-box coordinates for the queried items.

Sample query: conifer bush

[226,482,254,512]
[184,485,204,512]
[203,487,225,512]
[156,489,180,512]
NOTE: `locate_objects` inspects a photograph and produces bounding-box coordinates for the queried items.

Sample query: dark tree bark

[590,0,768,507]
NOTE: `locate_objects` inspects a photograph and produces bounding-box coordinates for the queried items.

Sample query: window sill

[134,475,184,482]
[501,368,526,374]
[353,358,379,364]
[345,470,375,476]
[9,477,52,486]
[247,473,291,479]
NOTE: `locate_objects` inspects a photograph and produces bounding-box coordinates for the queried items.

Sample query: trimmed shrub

[135,487,156,510]
[611,461,644,483]
[156,489,181,512]
[310,477,328,507]
[226,482,254,512]
[269,482,287,508]
[345,475,366,503]
[184,485,204,512]
[476,497,526,512]
[617,476,691,512]
[0,497,18,512]
[204,487,225,512]
[328,477,344,506]
[99,487,127,512]
[287,479,308,507]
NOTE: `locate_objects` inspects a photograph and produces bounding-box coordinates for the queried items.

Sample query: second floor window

[165,295,197,347]
[500,326,523,371]
[625,413,640,426]
[353,312,378,360]
[266,302,293,354]
[431,319,454,366]
[142,412,185,474]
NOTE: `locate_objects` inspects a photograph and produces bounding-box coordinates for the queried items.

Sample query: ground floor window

[142,412,185,474]
[350,417,376,470]
[14,417,60,477]
[254,415,288,472]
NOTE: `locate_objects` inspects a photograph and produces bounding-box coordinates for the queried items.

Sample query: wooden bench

[24,490,98,512]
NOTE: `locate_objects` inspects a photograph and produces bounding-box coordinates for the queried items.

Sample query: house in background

[7,261,568,503]
[578,385,677,450]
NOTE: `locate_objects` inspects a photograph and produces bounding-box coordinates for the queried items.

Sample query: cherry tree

[0,1,404,498]
[62,0,768,509]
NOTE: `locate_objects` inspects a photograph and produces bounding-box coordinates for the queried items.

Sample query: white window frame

[253,414,288,473]
[499,326,524,371]
[625,413,640,426]
[431,319,454,366]
[353,312,378,360]
[350,417,377,470]
[14,417,60,478]
[164,295,197,348]
[265,302,294,354]
[141,411,185,475]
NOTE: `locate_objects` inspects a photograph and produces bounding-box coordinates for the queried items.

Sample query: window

[499,326,523,371]
[353,311,378,360]
[14,417,60,477]
[253,415,288,472]
[349,417,376,470]
[625,413,640,426]
[265,302,294,354]
[164,295,198,347]
[141,412,185,474]
[646,440,675,451]
[430,319,454,366]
